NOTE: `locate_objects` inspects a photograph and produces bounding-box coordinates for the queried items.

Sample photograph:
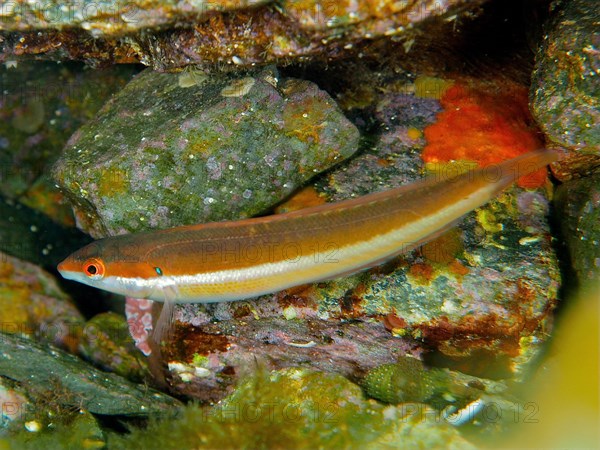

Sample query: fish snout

[57,256,81,281]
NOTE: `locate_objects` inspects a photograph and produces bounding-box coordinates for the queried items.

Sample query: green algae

[360,356,531,439]
[108,368,475,449]
[8,411,106,450]
[362,356,437,404]
[361,356,500,411]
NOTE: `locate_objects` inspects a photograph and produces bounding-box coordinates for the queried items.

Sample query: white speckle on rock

[25,421,41,432]
[194,367,211,377]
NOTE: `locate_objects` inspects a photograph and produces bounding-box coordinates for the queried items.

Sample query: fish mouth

[57,258,67,274]
[57,268,80,282]
[57,258,80,281]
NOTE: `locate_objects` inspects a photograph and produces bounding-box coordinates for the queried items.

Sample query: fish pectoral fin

[144,286,178,390]
[152,285,178,347]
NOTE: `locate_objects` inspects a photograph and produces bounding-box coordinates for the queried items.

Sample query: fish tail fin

[494,148,561,184]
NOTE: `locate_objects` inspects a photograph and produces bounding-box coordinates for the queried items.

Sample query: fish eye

[83,258,105,279]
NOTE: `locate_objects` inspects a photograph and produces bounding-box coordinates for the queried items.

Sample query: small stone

[79,312,150,381]
[362,357,434,404]
[24,420,41,432]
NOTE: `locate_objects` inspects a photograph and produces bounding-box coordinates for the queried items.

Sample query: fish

[58,149,558,305]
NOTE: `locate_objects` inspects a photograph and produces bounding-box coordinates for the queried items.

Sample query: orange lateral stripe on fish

[57,149,558,303]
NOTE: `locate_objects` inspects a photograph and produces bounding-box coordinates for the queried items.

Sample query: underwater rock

[79,312,150,381]
[0,195,91,270]
[0,61,139,224]
[554,172,600,283]
[0,251,84,350]
[53,67,360,237]
[163,315,420,403]
[531,0,600,154]
[0,332,181,415]
[0,0,270,34]
[159,76,559,401]
[108,368,476,449]
[0,1,486,70]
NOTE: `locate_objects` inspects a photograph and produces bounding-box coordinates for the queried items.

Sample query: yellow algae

[283,96,328,144]
[406,127,422,140]
[97,168,128,198]
[188,139,214,157]
[414,76,454,99]
[476,209,503,233]
[0,287,31,325]
[0,261,14,278]
[21,179,76,227]
[495,282,599,448]
[282,306,297,320]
